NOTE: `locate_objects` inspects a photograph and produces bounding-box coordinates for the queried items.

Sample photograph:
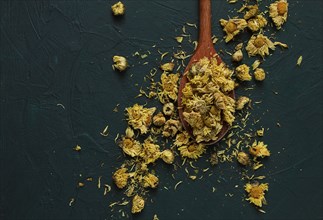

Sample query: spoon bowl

[177,0,235,145]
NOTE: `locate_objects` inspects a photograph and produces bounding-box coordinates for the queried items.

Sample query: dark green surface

[1,0,322,219]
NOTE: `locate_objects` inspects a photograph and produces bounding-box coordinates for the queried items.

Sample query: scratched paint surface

[0,0,322,220]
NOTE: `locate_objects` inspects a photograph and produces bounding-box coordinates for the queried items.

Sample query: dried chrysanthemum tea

[237,151,250,166]
[245,182,269,207]
[158,72,179,103]
[139,137,161,164]
[126,104,156,134]
[111,1,125,16]
[236,96,250,110]
[119,136,142,157]
[249,141,270,158]
[181,57,235,143]
[113,167,129,189]
[257,128,265,137]
[269,0,288,29]
[142,173,159,188]
[113,55,128,71]
[252,60,261,70]
[162,119,181,137]
[162,102,175,116]
[245,34,275,58]
[247,15,268,32]
[254,68,266,81]
[152,112,166,126]
[244,5,259,20]
[178,142,206,159]
[235,64,252,81]
[174,131,190,147]
[131,194,145,213]
[220,18,247,42]
[232,49,243,62]
[160,149,175,164]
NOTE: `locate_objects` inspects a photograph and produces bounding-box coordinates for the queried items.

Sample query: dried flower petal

[244,5,259,20]
[160,62,175,72]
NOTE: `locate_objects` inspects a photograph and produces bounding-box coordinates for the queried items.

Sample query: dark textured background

[1,0,322,220]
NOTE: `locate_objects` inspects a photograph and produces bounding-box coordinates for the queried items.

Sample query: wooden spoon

[177,0,234,145]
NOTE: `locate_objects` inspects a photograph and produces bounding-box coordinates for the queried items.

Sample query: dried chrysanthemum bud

[235,64,252,81]
[160,149,175,164]
[153,112,166,126]
[254,68,266,81]
[112,167,129,189]
[257,128,265,137]
[142,173,159,188]
[160,62,175,72]
[232,49,243,62]
[131,194,145,213]
[163,102,175,116]
[236,96,250,110]
[237,152,250,165]
[113,55,128,71]
[111,1,125,16]
[125,127,134,138]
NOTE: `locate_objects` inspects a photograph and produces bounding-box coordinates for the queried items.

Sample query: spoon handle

[199,0,213,48]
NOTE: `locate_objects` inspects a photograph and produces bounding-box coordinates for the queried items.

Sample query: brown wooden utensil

[177,0,235,145]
